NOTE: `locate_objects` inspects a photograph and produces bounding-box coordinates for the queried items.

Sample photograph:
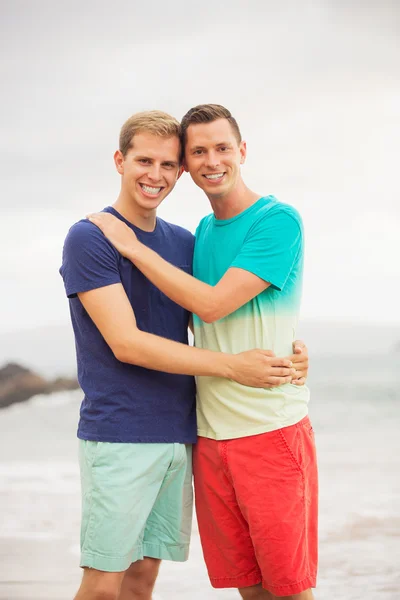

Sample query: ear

[114,150,124,175]
[239,140,247,165]
[176,164,185,181]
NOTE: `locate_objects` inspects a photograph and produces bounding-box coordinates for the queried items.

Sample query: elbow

[201,305,233,324]
[197,290,225,324]
[201,311,217,324]
[112,342,130,363]
[200,304,223,324]
[111,337,140,364]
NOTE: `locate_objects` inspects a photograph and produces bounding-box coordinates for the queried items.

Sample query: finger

[292,377,306,386]
[293,339,305,348]
[265,375,293,387]
[290,364,308,375]
[87,215,101,224]
[268,358,293,368]
[293,366,307,377]
[293,339,305,351]
[292,370,306,380]
[288,354,308,366]
[270,367,296,377]
[290,366,308,377]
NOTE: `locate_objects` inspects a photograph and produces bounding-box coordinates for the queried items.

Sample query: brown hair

[119,110,181,157]
[180,104,242,149]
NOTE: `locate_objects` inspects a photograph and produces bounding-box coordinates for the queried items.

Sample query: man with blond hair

[60,110,308,600]
[89,104,317,600]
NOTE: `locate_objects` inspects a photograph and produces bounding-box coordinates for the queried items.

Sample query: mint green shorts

[78,440,193,572]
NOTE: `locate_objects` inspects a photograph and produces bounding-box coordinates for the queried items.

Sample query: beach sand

[0,520,234,600]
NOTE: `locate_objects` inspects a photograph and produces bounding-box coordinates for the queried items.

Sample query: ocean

[0,353,399,599]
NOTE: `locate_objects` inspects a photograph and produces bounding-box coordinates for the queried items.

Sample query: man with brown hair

[89,104,317,599]
[60,110,308,600]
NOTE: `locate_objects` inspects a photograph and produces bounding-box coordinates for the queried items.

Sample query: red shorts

[193,416,318,597]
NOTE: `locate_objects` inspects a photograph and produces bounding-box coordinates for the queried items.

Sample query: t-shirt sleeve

[59,220,121,298]
[230,209,303,291]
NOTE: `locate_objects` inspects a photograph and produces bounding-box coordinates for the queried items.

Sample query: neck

[208,180,261,220]
[113,192,157,232]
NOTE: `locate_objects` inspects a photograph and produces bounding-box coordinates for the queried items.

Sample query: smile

[203,173,225,182]
[139,184,163,196]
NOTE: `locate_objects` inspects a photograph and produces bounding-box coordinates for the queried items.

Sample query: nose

[148,164,162,182]
[205,151,220,169]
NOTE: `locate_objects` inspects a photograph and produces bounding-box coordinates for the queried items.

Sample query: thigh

[193,437,261,589]
[229,418,318,597]
[79,440,173,572]
[143,444,193,561]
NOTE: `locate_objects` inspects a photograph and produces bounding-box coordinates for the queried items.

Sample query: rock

[48,377,80,393]
[0,362,79,409]
[0,363,34,382]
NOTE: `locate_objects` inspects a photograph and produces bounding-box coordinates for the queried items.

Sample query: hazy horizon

[1,319,399,380]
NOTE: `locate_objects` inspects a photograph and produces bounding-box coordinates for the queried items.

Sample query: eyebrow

[190,142,232,152]
[135,155,178,166]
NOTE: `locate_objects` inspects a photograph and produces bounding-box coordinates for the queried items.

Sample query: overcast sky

[0,0,399,334]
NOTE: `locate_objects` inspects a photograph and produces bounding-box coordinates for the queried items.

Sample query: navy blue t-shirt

[59,206,197,443]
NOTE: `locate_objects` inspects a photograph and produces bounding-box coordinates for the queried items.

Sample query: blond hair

[119,110,181,157]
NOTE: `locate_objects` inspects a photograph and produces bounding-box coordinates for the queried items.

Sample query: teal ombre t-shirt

[193,195,310,440]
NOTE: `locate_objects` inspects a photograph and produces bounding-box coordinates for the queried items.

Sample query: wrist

[204,351,234,379]
[126,240,145,263]
[217,353,236,380]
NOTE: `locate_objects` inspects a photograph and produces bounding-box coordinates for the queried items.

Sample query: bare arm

[78,283,295,387]
[133,249,267,323]
[87,213,268,323]
[85,213,309,385]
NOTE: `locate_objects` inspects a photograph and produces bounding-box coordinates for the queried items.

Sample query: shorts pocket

[85,440,101,467]
[277,424,304,473]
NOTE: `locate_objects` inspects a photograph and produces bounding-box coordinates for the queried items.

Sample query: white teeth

[141,184,161,195]
[204,173,224,180]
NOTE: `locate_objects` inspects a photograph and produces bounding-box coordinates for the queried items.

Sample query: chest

[193,223,249,285]
[118,236,192,335]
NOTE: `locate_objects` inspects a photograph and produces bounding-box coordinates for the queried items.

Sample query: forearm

[115,328,234,378]
[128,244,216,321]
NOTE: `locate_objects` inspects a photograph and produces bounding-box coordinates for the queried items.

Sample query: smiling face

[184,118,246,199]
[114,132,182,212]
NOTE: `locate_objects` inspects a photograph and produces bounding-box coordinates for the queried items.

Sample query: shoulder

[63,219,118,257]
[255,196,303,230]
[64,219,104,242]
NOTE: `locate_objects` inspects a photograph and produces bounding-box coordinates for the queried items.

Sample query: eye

[163,163,175,169]
[193,149,203,155]
[219,146,228,152]
[138,158,150,164]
